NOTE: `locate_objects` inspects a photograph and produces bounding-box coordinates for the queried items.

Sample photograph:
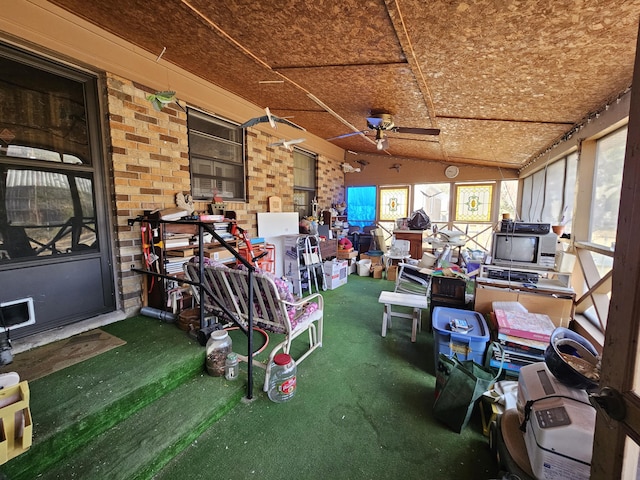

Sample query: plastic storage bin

[357,259,371,276]
[431,307,490,368]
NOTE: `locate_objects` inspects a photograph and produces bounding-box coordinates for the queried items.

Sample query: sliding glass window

[590,127,627,248]
[293,148,317,218]
[188,108,245,202]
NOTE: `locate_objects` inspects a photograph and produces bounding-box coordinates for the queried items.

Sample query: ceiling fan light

[376,138,385,150]
[366,113,395,131]
[367,117,384,129]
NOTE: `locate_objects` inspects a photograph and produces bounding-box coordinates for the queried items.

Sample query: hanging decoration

[147,91,177,111]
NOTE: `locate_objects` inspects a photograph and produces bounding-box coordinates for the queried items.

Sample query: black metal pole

[247,269,254,400]
[198,225,205,331]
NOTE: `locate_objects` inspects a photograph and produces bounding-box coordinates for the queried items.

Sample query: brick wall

[105,74,344,313]
[317,153,345,212]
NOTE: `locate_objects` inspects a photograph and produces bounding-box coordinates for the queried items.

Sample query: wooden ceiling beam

[383,0,447,161]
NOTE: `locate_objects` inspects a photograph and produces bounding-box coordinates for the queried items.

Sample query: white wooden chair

[394,262,432,297]
[382,238,411,274]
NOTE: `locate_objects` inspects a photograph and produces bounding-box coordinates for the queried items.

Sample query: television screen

[494,235,536,263]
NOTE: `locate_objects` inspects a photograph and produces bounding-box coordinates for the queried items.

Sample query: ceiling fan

[327,112,440,150]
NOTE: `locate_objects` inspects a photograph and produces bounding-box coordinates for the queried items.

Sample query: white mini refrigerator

[517,363,596,480]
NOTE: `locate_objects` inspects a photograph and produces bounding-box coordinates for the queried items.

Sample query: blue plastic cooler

[431,307,490,368]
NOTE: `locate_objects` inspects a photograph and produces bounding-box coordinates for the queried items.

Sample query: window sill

[573,241,615,258]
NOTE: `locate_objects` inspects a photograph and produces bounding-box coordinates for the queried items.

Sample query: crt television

[491,232,557,270]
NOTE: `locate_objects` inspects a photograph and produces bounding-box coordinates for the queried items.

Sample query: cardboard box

[387,265,398,281]
[323,260,348,290]
[359,253,383,266]
[372,265,384,279]
[474,283,572,328]
[284,257,304,295]
[337,249,358,259]
[203,247,234,262]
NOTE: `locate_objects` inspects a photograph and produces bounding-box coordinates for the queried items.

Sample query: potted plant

[552,207,568,236]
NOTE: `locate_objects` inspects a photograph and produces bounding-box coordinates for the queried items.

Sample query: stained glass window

[379,187,409,221]
[455,184,493,222]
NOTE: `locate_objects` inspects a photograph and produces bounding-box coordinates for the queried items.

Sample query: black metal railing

[127,216,257,399]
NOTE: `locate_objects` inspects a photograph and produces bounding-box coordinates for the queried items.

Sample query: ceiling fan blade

[394,127,441,136]
[326,130,368,141]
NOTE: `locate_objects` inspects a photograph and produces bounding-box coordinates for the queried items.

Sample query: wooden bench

[378,291,429,342]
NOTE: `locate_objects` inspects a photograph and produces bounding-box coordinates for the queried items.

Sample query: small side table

[378,291,429,342]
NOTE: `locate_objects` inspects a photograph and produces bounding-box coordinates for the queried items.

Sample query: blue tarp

[346,186,376,229]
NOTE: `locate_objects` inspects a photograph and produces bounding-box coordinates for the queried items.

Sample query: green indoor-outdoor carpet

[155,275,500,480]
[0,315,217,480]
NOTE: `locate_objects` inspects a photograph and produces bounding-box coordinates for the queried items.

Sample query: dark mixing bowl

[544,327,600,390]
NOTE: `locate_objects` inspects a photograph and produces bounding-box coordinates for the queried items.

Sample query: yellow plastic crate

[480,396,503,437]
[0,381,32,464]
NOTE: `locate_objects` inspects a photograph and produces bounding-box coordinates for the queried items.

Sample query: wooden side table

[392,230,428,259]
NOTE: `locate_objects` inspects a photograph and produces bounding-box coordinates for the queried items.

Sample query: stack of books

[489,304,556,374]
[212,223,233,242]
[165,257,190,275]
[166,248,195,258]
[164,233,193,248]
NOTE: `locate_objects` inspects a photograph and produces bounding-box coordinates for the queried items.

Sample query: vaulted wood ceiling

[49,0,640,170]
